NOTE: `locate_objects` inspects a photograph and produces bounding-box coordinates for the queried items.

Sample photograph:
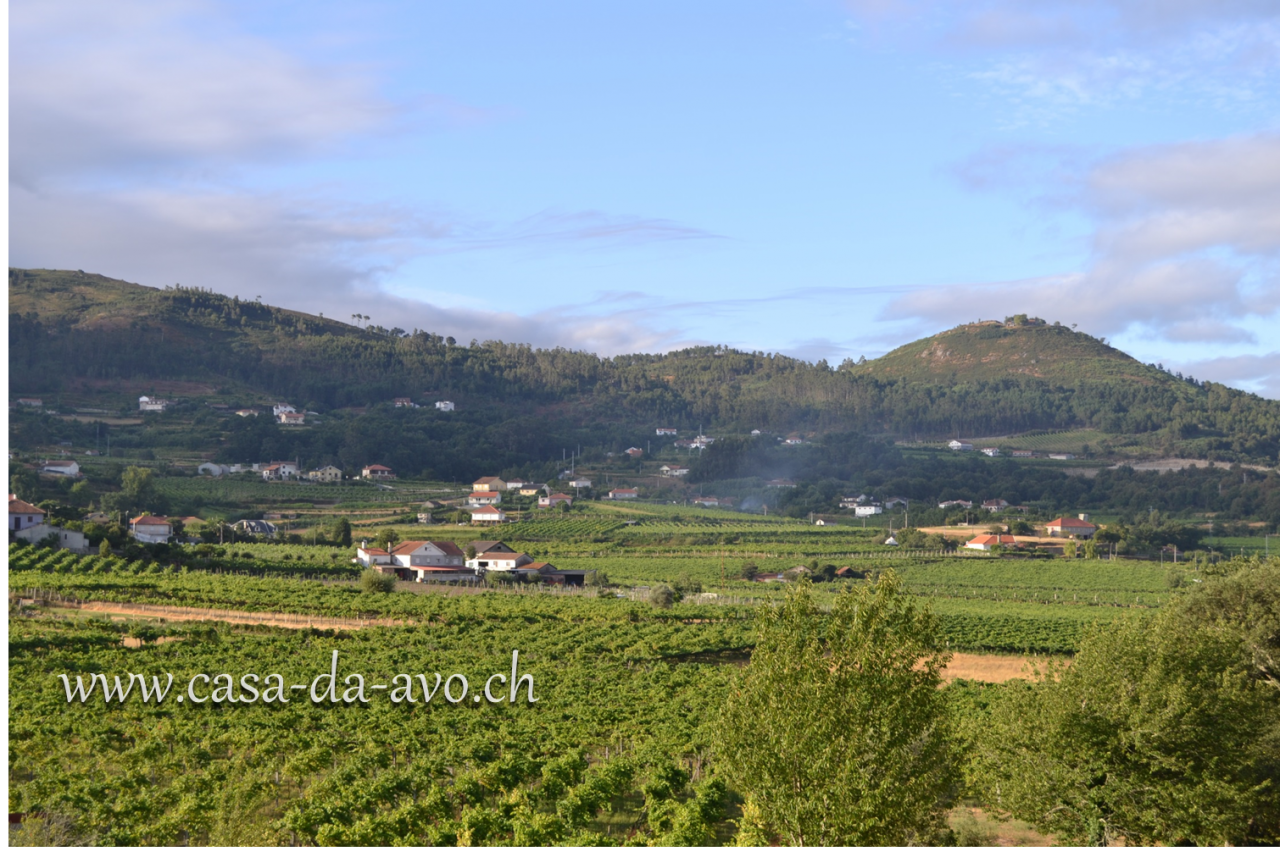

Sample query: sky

[10,0,1280,396]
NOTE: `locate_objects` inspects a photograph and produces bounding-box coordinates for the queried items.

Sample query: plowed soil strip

[942,652,1067,683]
[52,599,410,631]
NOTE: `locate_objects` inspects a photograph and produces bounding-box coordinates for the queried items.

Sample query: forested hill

[9,268,1280,463]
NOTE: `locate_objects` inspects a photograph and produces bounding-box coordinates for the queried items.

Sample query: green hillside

[856,319,1169,387]
[9,269,1280,466]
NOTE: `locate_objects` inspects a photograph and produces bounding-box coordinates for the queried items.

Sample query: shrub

[649,584,675,608]
[360,568,396,593]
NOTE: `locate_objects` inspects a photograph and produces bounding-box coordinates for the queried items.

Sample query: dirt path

[943,652,1067,683]
[47,599,410,631]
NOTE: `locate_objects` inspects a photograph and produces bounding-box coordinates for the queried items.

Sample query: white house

[9,496,46,531]
[948,440,974,451]
[469,491,502,506]
[388,540,467,569]
[234,520,278,537]
[656,427,678,436]
[41,460,80,477]
[538,493,573,509]
[130,515,172,544]
[658,465,689,478]
[981,447,1001,457]
[235,409,260,417]
[607,487,639,501]
[197,462,231,477]
[693,497,719,507]
[16,398,43,408]
[434,400,455,412]
[467,550,534,571]
[854,500,884,518]
[138,396,171,412]
[15,522,90,552]
[751,429,762,436]
[272,403,296,416]
[1011,450,1035,458]
[785,435,804,445]
[965,534,1018,551]
[625,447,644,457]
[261,461,300,481]
[982,499,1009,512]
[883,497,909,509]
[1048,453,1076,460]
[278,412,305,425]
[393,397,417,408]
[469,505,507,523]
[362,464,396,480]
[569,477,592,488]
[504,478,530,490]
[354,545,394,568]
[938,499,973,509]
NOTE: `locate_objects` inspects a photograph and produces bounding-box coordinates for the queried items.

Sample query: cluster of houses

[838,495,908,517]
[947,440,1076,460]
[391,397,455,411]
[195,460,403,482]
[8,495,89,552]
[354,538,589,585]
[962,515,1099,551]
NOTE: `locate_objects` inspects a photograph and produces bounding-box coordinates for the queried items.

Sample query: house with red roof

[538,493,573,509]
[130,515,173,544]
[964,534,1018,551]
[469,505,507,523]
[1045,517,1097,538]
[9,496,46,531]
[362,464,395,480]
[468,490,502,506]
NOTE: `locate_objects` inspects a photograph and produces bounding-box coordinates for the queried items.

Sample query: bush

[649,584,675,608]
[487,570,515,585]
[360,568,396,593]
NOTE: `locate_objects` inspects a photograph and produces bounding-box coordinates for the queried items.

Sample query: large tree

[968,562,1280,846]
[714,574,958,846]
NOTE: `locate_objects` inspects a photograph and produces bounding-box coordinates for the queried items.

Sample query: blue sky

[11,0,1280,394]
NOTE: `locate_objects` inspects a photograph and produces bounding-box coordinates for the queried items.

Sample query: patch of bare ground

[1114,457,1273,474]
[949,807,1056,847]
[943,652,1068,683]
[54,599,409,631]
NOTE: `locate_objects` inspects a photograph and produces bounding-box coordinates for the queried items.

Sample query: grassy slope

[854,320,1169,387]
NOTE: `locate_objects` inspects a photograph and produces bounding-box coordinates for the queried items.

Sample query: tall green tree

[968,568,1280,846]
[715,574,958,846]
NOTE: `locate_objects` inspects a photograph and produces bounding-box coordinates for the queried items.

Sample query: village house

[538,493,573,509]
[16,398,43,408]
[693,497,719,507]
[434,400,455,411]
[393,397,417,408]
[261,461,300,481]
[965,534,1019,551]
[569,477,592,488]
[469,505,507,523]
[234,519,278,537]
[607,487,639,501]
[138,396,172,412]
[469,490,502,506]
[751,429,762,436]
[41,460,80,477]
[235,409,260,417]
[1045,517,1098,538]
[982,499,1010,512]
[813,517,835,526]
[519,483,547,496]
[658,465,689,478]
[308,465,343,483]
[694,435,715,446]
[467,550,534,572]
[883,497,909,510]
[1048,453,1076,460]
[981,447,1001,457]
[785,435,804,445]
[130,515,173,544]
[362,464,395,480]
[625,447,644,457]
[272,403,295,416]
[938,499,973,509]
[948,440,974,451]
[1011,450,1035,458]
[674,438,698,449]
[278,412,305,425]
[197,462,231,477]
[354,545,394,568]
[389,540,466,569]
[472,476,507,492]
[10,496,46,531]
[854,499,884,518]
[767,478,797,488]
[504,478,529,490]
[655,427,677,436]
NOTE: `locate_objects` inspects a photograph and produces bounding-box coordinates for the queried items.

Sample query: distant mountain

[9,269,1280,464]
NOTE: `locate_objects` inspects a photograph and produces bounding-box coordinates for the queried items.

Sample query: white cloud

[1175,352,1280,398]
[891,133,1280,350]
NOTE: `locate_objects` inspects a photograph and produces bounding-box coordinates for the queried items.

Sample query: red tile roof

[1046,517,1096,529]
[967,534,1017,546]
[8,498,45,515]
[131,515,170,526]
[470,505,503,515]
